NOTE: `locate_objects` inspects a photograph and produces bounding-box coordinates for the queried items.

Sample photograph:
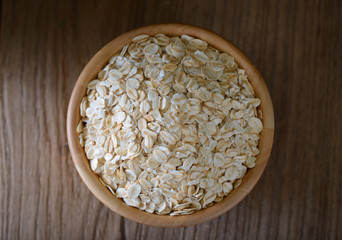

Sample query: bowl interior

[67,23,274,227]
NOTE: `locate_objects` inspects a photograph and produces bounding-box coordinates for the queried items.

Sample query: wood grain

[1,0,341,239]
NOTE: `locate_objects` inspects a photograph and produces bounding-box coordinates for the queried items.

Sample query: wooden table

[1,0,341,239]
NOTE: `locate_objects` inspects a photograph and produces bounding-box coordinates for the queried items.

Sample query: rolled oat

[79,34,263,215]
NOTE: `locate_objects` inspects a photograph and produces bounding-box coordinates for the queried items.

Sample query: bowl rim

[67,23,274,228]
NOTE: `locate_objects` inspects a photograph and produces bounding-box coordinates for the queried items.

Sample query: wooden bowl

[67,23,274,227]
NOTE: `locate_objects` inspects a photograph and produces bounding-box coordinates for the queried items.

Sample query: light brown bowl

[67,23,274,227]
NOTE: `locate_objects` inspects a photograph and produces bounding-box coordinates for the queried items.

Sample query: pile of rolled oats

[78,34,263,216]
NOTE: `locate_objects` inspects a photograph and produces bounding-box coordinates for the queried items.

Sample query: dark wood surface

[1,0,341,239]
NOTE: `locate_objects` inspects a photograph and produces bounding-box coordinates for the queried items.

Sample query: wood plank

[0,0,341,239]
